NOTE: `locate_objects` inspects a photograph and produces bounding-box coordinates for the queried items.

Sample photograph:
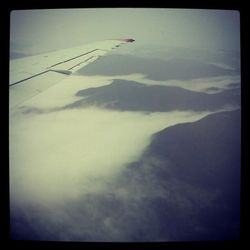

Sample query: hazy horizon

[10,8,240,55]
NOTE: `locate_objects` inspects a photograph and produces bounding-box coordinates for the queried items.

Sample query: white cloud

[134,75,241,93]
[10,70,238,208]
[10,105,212,206]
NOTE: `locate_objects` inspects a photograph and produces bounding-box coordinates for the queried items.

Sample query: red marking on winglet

[112,38,135,43]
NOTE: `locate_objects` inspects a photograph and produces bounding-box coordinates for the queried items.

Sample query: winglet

[112,38,135,43]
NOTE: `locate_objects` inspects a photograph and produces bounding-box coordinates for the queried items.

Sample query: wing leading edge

[9,38,135,108]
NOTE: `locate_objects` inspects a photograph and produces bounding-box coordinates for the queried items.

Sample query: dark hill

[122,109,241,240]
[78,54,238,81]
[64,80,240,112]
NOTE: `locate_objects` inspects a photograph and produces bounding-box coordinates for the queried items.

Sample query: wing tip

[111,38,135,43]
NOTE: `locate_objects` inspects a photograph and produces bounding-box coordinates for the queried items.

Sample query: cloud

[10,151,221,242]
[10,105,212,206]
[135,75,241,93]
[10,104,239,241]
[10,88,221,241]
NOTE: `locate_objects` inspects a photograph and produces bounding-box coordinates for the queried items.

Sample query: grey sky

[10,8,240,54]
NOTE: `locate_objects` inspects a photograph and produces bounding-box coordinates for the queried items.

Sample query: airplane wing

[9,38,135,108]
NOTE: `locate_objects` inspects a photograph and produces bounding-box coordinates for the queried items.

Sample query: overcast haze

[10,8,240,54]
[10,8,241,242]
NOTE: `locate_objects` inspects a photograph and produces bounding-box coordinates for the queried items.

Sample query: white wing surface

[9,38,135,108]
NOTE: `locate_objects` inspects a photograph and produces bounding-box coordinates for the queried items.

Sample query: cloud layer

[10,105,212,206]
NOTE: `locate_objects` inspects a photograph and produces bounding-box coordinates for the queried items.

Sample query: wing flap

[47,49,107,74]
[10,71,67,108]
